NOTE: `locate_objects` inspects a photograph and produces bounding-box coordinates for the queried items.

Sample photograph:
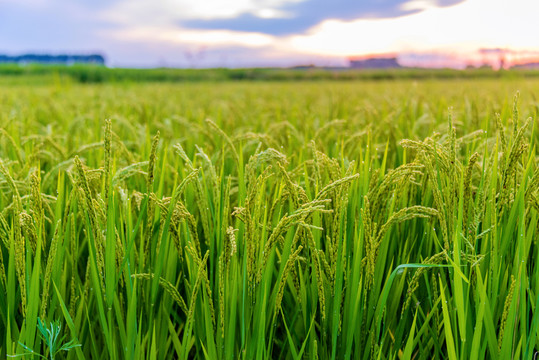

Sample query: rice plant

[0,77,538,359]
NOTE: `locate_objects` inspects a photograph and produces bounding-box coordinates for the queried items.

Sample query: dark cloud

[182,0,465,35]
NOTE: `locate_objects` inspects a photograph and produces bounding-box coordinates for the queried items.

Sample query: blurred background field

[3,65,539,84]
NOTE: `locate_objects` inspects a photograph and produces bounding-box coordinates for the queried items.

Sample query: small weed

[9,318,80,360]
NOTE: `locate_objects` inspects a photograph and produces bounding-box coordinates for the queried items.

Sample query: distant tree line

[0,54,105,65]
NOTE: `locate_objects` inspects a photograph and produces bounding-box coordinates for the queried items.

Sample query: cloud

[98,0,464,35]
[107,26,275,48]
[99,0,303,25]
[282,0,539,62]
[180,0,465,35]
[3,0,539,68]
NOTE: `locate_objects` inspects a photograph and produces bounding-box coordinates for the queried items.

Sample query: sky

[1,0,539,68]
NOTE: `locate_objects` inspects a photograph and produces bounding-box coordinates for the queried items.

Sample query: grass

[1,64,539,84]
[0,77,539,359]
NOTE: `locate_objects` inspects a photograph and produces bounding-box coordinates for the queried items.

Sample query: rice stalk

[41,220,62,318]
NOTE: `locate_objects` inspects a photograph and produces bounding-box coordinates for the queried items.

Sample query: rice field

[1,77,539,359]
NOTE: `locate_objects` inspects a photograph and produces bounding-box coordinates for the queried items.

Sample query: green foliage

[0,64,537,84]
[0,78,538,359]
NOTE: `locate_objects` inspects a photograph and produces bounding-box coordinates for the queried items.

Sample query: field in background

[0,77,539,359]
[2,64,539,84]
